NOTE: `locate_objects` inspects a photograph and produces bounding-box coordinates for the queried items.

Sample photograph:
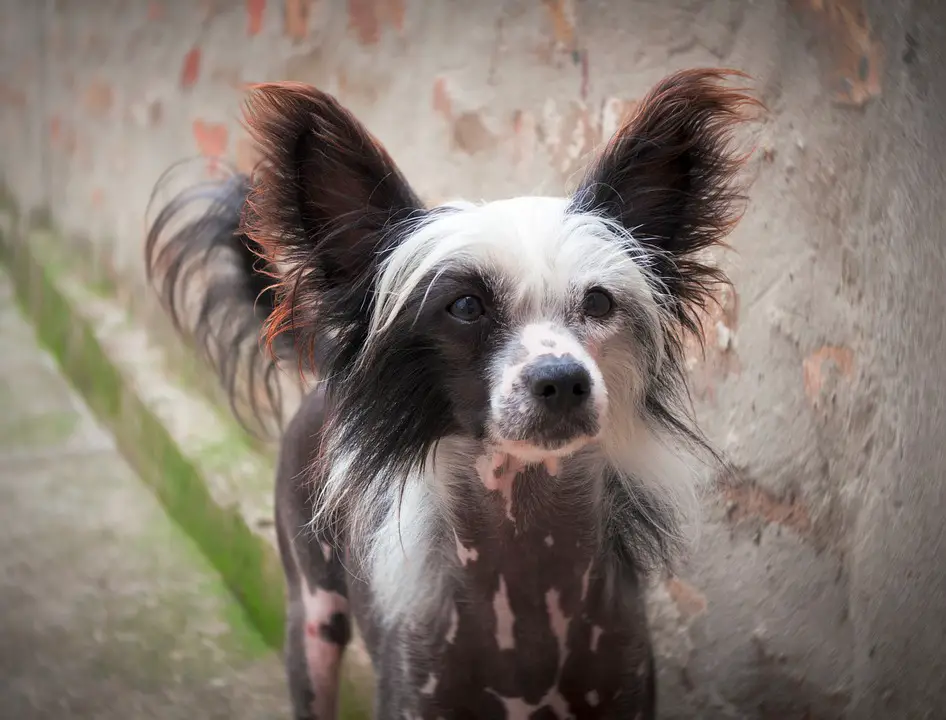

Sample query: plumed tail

[144,160,302,438]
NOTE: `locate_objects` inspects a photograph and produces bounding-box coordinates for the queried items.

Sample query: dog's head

[244,70,757,482]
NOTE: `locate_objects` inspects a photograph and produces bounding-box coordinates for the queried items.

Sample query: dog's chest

[396,463,655,719]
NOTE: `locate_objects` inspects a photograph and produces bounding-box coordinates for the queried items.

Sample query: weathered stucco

[2,1,944,718]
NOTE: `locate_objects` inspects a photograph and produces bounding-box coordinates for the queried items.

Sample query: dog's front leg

[277,507,351,720]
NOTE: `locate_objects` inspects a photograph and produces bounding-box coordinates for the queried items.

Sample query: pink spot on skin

[454,530,479,567]
[546,588,570,659]
[494,576,516,650]
[420,674,438,694]
[580,562,592,601]
[475,452,523,523]
[306,621,319,637]
[445,605,459,643]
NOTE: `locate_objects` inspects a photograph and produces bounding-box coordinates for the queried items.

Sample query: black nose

[525,355,592,413]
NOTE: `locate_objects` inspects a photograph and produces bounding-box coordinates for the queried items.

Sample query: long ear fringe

[574,68,763,342]
[239,82,423,377]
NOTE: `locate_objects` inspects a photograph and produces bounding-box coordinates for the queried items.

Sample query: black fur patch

[319,611,351,646]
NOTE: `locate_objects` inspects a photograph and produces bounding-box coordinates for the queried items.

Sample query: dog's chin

[493,435,597,465]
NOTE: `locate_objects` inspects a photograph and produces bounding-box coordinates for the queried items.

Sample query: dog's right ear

[242,83,425,359]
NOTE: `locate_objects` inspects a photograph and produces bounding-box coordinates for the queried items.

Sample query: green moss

[0,410,80,448]
[0,225,286,649]
[0,218,373,717]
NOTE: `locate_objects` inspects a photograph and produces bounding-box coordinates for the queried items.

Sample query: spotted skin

[401,460,655,719]
[275,393,354,720]
[275,390,654,720]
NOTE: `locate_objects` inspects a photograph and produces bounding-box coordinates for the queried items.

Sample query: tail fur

[144,160,301,437]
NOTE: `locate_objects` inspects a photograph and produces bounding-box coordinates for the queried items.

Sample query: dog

[145,67,757,720]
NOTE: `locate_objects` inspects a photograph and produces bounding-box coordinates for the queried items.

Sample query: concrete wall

[2,1,945,718]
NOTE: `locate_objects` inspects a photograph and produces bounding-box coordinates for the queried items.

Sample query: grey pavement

[0,269,291,720]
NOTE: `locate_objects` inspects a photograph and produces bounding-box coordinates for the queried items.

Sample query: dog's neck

[373,442,655,715]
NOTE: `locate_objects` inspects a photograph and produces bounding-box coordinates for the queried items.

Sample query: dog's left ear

[572,68,759,332]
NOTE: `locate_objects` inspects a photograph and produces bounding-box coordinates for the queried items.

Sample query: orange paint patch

[284,0,311,41]
[180,47,202,89]
[720,480,812,536]
[49,115,63,143]
[803,345,855,405]
[452,111,497,155]
[192,119,229,159]
[432,76,453,119]
[348,0,380,44]
[665,577,707,619]
[147,1,165,20]
[384,0,406,31]
[542,0,576,50]
[0,81,26,108]
[511,109,538,166]
[247,0,265,35]
[790,0,884,106]
[82,79,113,117]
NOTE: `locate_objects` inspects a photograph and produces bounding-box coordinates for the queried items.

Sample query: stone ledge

[0,214,372,719]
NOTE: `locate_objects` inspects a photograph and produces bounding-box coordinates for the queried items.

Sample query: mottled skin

[276,390,655,720]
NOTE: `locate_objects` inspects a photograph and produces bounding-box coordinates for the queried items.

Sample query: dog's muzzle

[494,352,601,450]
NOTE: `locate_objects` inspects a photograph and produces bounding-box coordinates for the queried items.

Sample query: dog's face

[243,70,755,481]
[368,196,664,464]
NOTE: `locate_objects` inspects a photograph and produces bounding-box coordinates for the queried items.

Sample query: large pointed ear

[572,69,760,334]
[241,82,425,359]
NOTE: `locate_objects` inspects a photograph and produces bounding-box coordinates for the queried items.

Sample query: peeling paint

[348,0,381,45]
[432,76,453,119]
[285,0,311,42]
[803,345,855,405]
[665,577,708,619]
[452,112,498,155]
[192,120,229,164]
[721,478,812,536]
[247,0,266,36]
[180,47,202,90]
[82,79,113,118]
[791,0,884,106]
[347,0,405,45]
[542,0,577,50]
[0,81,26,109]
[147,1,165,21]
[684,282,741,401]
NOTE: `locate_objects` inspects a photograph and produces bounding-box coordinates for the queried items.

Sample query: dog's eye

[582,289,613,319]
[447,295,485,322]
